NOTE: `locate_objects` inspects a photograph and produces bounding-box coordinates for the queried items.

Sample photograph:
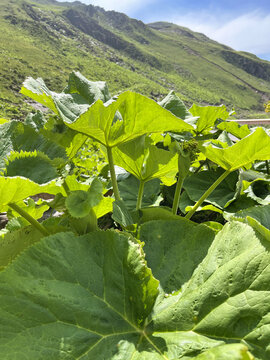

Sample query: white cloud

[169,11,270,56]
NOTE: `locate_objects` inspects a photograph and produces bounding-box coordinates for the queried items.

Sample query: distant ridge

[0,0,269,119]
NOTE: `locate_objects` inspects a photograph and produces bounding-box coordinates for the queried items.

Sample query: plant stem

[107,146,121,201]
[62,179,70,196]
[136,180,145,210]
[172,176,184,215]
[8,202,50,236]
[185,169,231,220]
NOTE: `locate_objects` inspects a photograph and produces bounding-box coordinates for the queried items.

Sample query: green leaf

[4,151,59,184]
[224,204,270,229]
[245,179,270,205]
[0,225,43,270]
[0,121,67,169]
[65,178,103,218]
[0,177,64,211]
[183,169,239,208]
[158,90,192,120]
[140,219,215,293]
[0,231,159,359]
[190,104,229,133]
[93,196,114,219]
[200,128,270,171]
[63,91,194,147]
[118,175,161,211]
[112,200,134,227]
[149,221,270,359]
[113,136,178,185]
[64,71,111,104]
[247,216,270,242]
[21,77,90,121]
[217,121,250,139]
[25,110,46,130]
[194,343,253,360]
[9,198,49,222]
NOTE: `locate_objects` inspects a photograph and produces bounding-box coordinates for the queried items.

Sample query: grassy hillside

[0,0,270,119]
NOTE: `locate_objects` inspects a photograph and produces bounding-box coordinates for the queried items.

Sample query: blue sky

[59,0,270,61]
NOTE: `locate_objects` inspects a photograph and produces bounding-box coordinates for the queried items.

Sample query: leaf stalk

[8,202,50,236]
[185,169,231,220]
[136,180,145,210]
[107,146,121,201]
[172,176,184,215]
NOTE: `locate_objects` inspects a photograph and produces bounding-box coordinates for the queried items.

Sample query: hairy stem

[136,180,145,210]
[8,202,50,236]
[172,176,184,215]
[107,146,121,201]
[185,169,231,220]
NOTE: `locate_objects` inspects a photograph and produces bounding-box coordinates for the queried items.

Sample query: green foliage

[0,72,269,359]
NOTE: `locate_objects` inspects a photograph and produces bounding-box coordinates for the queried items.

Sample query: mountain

[1,0,270,119]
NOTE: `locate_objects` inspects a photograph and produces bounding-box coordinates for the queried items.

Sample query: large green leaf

[63,91,194,147]
[200,128,270,171]
[148,221,270,359]
[0,231,160,359]
[183,169,239,208]
[139,219,215,293]
[113,136,178,185]
[189,104,229,134]
[0,224,255,359]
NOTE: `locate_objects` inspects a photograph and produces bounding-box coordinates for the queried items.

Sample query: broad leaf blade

[0,231,159,359]
[200,128,270,171]
[64,91,194,147]
[0,177,64,210]
[140,219,215,293]
[190,104,229,133]
[150,221,270,359]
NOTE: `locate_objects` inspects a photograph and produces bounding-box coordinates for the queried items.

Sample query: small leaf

[65,178,103,218]
[158,90,192,120]
[113,136,178,185]
[64,71,111,104]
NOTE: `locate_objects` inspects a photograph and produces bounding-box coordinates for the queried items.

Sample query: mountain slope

[0,0,270,119]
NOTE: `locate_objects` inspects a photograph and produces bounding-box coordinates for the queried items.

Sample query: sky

[59,0,270,61]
